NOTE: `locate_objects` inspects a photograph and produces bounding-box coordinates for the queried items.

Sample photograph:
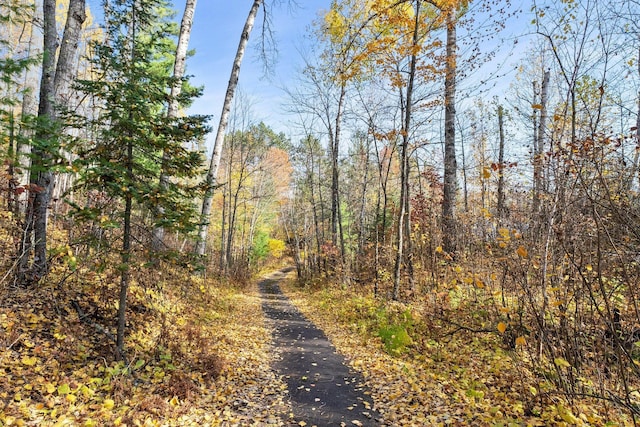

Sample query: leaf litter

[0,265,291,426]
[281,280,631,426]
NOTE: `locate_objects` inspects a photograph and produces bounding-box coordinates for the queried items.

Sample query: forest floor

[0,264,293,426]
[280,274,636,426]
[0,264,635,426]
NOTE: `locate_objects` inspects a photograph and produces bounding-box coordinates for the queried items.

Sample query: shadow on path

[259,269,379,426]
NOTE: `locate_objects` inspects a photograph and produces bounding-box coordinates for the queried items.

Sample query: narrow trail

[259,269,380,426]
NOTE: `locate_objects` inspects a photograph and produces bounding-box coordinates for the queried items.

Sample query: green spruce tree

[70,0,209,359]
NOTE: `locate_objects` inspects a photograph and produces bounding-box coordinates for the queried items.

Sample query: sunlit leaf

[557,403,580,424]
[21,356,38,366]
[103,399,115,410]
[497,322,507,334]
[57,384,71,395]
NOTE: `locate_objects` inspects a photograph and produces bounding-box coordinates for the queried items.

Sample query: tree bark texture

[533,70,549,229]
[331,82,346,266]
[442,7,458,254]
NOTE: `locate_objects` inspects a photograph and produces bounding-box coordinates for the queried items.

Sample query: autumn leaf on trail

[21,356,38,366]
[557,403,581,424]
[57,383,71,395]
[554,357,571,368]
[515,336,526,346]
[497,322,507,334]
[103,399,115,410]
[516,246,528,258]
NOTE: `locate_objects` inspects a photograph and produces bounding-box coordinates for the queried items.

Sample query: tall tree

[0,1,40,215]
[392,0,422,300]
[532,70,549,227]
[195,0,262,256]
[441,3,458,254]
[496,104,506,220]
[17,0,86,285]
[153,0,198,250]
[72,0,208,359]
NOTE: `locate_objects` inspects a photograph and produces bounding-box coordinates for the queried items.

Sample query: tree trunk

[496,104,506,220]
[50,0,86,213]
[393,0,420,300]
[18,0,86,284]
[54,0,86,102]
[153,0,197,250]
[442,7,458,254]
[16,1,43,212]
[117,132,134,361]
[195,0,262,256]
[358,137,370,258]
[18,0,56,283]
[533,70,549,233]
[629,47,640,190]
[332,82,347,268]
[458,117,468,212]
[308,147,322,271]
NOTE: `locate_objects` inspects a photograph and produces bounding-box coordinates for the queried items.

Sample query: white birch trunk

[195,0,262,256]
[152,0,198,250]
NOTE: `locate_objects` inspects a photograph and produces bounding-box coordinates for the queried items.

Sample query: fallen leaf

[497,322,507,334]
[516,246,528,258]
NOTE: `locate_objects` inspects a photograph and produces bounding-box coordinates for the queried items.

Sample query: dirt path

[259,269,380,426]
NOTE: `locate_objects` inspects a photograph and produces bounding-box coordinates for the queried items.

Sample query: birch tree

[153,0,197,250]
[17,0,86,285]
[195,0,262,256]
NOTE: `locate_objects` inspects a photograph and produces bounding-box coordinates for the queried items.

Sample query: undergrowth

[284,276,635,426]
[0,254,290,426]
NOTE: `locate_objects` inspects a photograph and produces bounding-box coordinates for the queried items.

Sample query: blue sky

[174,1,332,144]
[83,0,530,147]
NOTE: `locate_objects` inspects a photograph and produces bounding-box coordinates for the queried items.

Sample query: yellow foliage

[482,166,491,179]
[554,357,571,368]
[267,238,286,258]
[324,8,348,42]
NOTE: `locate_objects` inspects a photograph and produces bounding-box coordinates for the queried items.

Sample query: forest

[1,0,640,425]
